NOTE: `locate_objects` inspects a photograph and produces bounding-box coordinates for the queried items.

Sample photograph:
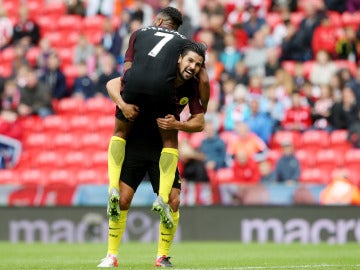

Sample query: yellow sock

[108,136,126,192]
[159,148,178,203]
[107,210,128,256]
[157,210,179,257]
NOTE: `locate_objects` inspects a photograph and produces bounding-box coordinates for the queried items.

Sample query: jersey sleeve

[124,31,138,63]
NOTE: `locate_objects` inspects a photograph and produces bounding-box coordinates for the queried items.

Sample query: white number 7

[148,32,174,57]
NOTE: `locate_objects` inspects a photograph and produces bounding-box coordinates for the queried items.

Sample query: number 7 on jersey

[148,32,174,57]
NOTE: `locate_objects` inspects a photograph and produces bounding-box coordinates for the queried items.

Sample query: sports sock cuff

[111,136,126,144]
[161,148,178,156]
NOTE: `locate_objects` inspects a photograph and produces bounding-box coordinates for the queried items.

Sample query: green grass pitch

[0,241,359,270]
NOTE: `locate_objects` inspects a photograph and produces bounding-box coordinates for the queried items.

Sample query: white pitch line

[174,264,360,270]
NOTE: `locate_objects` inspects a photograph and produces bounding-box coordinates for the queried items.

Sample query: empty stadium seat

[55,97,85,115]
[83,96,115,116]
[42,114,69,133]
[300,167,330,185]
[269,130,301,150]
[344,149,360,171]
[23,132,50,151]
[330,129,352,153]
[215,167,236,183]
[52,132,80,151]
[75,168,104,185]
[34,150,64,170]
[295,148,316,169]
[68,115,96,132]
[299,130,330,151]
[0,169,19,184]
[315,148,344,171]
[63,151,89,171]
[18,168,47,186]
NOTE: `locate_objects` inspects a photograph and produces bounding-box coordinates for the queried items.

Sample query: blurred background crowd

[1,0,360,206]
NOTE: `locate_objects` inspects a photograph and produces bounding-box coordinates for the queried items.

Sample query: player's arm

[156,113,204,132]
[198,67,210,113]
[106,77,139,120]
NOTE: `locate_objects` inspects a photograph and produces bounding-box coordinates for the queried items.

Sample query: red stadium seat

[46,169,76,186]
[215,167,236,183]
[300,167,330,185]
[43,31,64,48]
[52,132,80,152]
[189,132,206,148]
[1,46,15,64]
[19,168,47,186]
[315,148,343,171]
[57,47,75,68]
[42,114,69,133]
[25,46,40,67]
[63,151,89,171]
[78,132,110,151]
[269,130,301,150]
[0,169,19,184]
[62,64,80,90]
[55,97,85,115]
[37,15,59,36]
[75,168,104,184]
[341,11,360,28]
[23,132,50,152]
[57,15,83,32]
[34,150,64,170]
[330,129,352,153]
[94,115,115,133]
[266,149,282,168]
[344,149,360,171]
[295,148,316,169]
[41,1,67,17]
[68,115,96,133]
[82,15,105,32]
[91,151,108,170]
[299,130,330,151]
[84,96,115,116]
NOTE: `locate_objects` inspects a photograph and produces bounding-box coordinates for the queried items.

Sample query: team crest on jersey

[179,97,189,105]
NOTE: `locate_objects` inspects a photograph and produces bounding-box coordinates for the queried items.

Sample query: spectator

[309,51,337,85]
[280,20,308,62]
[12,5,40,48]
[72,61,95,100]
[348,109,360,148]
[86,0,114,17]
[199,120,227,170]
[100,17,122,62]
[273,140,300,185]
[248,74,263,96]
[36,38,56,73]
[222,83,250,131]
[311,84,334,130]
[87,44,108,82]
[0,6,13,50]
[94,53,121,97]
[18,67,53,118]
[320,172,360,205]
[120,16,143,59]
[245,97,274,144]
[335,26,358,63]
[39,52,67,99]
[65,0,86,16]
[292,62,306,90]
[179,139,209,182]
[324,0,346,13]
[264,47,281,79]
[281,91,312,132]
[219,31,242,75]
[73,33,95,66]
[259,159,276,183]
[1,79,20,112]
[243,30,269,76]
[259,85,286,131]
[127,0,154,28]
[233,60,249,86]
[207,12,226,52]
[311,15,339,58]
[232,149,261,184]
[242,4,266,39]
[228,121,268,162]
[329,85,359,130]
[11,43,30,78]
[168,0,201,32]
[271,10,291,46]
[346,0,360,13]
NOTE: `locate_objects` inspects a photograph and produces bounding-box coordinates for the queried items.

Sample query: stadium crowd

[1,0,360,206]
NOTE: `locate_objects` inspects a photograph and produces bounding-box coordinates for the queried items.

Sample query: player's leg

[152,129,178,229]
[98,182,134,267]
[155,187,180,267]
[107,114,131,221]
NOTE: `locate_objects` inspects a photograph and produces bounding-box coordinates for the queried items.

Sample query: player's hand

[156,114,177,130]
[122,104,140,121]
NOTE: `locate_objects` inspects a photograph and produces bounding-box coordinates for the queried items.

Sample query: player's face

[177,51,204,81]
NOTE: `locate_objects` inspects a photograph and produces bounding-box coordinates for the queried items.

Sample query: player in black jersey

[106,7,208,230]
[98,42,206,268]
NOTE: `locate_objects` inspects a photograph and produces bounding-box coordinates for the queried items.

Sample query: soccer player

[106,6,209,229]
[98,42,206,268]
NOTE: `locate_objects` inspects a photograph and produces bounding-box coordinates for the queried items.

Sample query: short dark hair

[181,41,207,63]
[159,7,183,29]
